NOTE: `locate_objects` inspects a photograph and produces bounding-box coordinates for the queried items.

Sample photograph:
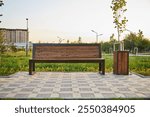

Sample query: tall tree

[110,0,128,50]
[124,30,150,52]
[78,36,82,43]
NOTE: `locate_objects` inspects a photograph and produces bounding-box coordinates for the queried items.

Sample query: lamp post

[26,18,29,56]
[91,30,103,43]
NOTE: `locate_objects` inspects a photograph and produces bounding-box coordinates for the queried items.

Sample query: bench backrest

[32,44,101,60]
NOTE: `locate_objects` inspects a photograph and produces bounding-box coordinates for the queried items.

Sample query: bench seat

[30,58,104,61]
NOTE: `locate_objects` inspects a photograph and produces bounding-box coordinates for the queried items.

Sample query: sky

[1,0,150,43]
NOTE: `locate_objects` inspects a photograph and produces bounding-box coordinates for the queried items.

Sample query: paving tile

[117,88,131,91]
[30,81,41,83]
[0,88,15,92]
[135,93,148,98]
[80,93,95,98]
[135,88,150,92]
[79,88,92,91]
[45,81,56,84]
[0,84,4,87]
[107,81,119,83]
[40,88,53,92]
[111,84,125,87]
[14,94,30,98]
[98,88,112,91]
[61,84,72,87]
[25,84,37,87]
[115,93,126,98]
[77,81,87,83]
[59,93,73,98]
[95,84,107,87]
[142,93,150,97]
[60,88,72,92]
[123,93,139,98]
[93,81,103,83]
[61,81,72,83]
[128,84,142,87]
[8,84,20,87]
[15,81,26,84]
[50,93,59,98]
[0,93,8,98]
[43,84,55,87]
[78,84,89,87]
[94,93,104,98]
[21,88,34,92]
[102,93,117,98]
[36,94,51,98]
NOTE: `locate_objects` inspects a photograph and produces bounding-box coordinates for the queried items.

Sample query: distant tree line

[102,30,150,53]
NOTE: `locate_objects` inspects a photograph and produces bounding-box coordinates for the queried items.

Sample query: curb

[131,72,150,78]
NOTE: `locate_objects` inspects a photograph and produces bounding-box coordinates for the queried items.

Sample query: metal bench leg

[33,62,35,71]
[99,62,102,73]
[102,60,105,75]
[99,61,105,75]
[29,60,33,75]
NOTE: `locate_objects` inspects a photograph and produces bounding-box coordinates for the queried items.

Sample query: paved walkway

[0,72,150,99]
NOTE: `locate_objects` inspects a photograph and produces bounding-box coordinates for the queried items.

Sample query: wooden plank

[33,45,100,59]
[117,51,122,74]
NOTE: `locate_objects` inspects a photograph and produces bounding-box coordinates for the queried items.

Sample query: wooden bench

[29,44,105,75]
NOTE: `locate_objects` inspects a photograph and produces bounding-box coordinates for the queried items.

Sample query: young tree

[110,0,128,50]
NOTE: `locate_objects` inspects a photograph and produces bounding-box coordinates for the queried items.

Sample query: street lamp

[91,30,103,43]
[26,18,29,56]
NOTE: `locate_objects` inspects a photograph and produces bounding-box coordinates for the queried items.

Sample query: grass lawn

[0,51,150,76]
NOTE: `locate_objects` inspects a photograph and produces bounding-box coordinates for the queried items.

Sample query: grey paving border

[0,76,10,78]
[0,71,26,78]
[131,72,150,78]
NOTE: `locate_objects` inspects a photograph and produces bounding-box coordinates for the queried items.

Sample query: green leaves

[110,0,128,41]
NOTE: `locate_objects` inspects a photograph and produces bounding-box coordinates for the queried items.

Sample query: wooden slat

[117,52,122,74]
[33,45,100,59]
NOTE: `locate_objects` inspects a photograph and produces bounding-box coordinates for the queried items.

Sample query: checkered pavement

[0,72,150,99]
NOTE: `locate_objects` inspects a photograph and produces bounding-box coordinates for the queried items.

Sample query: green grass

[129,56,150,76]
[0,51,150,76]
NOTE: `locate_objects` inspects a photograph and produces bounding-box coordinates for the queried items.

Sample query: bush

[10,45,17,52]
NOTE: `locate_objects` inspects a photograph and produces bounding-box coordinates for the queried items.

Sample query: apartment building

[0,28,28,48]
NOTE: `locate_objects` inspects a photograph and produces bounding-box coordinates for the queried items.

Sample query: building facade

[0,28,28,48]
